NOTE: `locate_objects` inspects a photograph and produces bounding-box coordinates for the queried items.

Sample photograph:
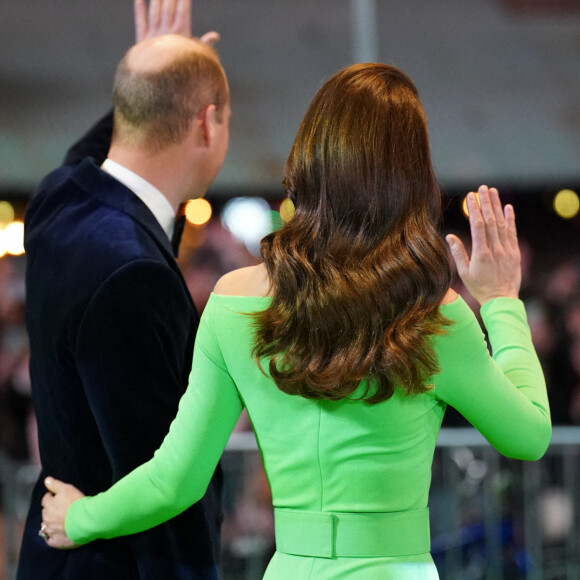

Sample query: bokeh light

[553,189,580,220]
[461,192,481,218]
[270,210,284,232]
[4,221,25,255]
[280,198,295,222]
[0,201,15,225]
[221,197,273,256]
[185,198,213,226]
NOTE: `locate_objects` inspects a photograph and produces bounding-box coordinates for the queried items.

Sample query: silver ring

[38,524,49,541]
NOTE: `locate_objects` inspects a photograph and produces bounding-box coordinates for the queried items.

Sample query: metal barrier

[429,428,580,580]
[2,428,580,580]
[0,453,39,580]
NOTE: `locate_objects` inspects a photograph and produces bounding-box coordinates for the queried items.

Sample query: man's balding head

[112,34,228,152]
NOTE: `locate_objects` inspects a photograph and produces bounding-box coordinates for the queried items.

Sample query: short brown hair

[112,40,227,151]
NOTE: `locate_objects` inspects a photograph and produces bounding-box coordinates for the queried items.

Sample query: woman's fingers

[446,234,470,279]
[469,186,512,256]
[489,188,506,226]
[477,185,503,252]
[504,203,518,250]
[489,187,510,249]
[467,191,488,259]
[450,186,521,305]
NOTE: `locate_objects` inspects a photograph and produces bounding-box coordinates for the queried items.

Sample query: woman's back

[205,263,548,578]
[207,284,443,514]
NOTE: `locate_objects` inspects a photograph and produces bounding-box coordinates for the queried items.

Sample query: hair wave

[253,63,452,403]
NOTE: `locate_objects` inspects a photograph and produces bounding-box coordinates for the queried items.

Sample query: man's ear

[196,104,217,147]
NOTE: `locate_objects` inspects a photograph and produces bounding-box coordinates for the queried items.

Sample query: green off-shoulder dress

[65,295,551,579]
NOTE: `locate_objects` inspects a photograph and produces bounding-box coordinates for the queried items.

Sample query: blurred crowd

[0,254,33,464]
[525,255,580,425]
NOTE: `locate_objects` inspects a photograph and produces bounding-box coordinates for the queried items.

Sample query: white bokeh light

[221,197,273,256]
[0,229,6,258]
[4,221,25,255]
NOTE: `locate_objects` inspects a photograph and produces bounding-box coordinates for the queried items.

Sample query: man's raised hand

[134,0,219,45]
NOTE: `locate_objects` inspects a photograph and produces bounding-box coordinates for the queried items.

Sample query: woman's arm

[439,185,550,459]
[435,296,551,459]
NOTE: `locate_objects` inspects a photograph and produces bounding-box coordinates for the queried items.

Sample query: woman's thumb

[45,477,63,494]
[446,234,469,275]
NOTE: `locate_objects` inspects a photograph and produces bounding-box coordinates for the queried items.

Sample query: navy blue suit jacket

[18,114,222,579]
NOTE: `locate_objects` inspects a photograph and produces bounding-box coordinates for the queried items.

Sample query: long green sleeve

[65,302,244,544]
[433,297,551,459]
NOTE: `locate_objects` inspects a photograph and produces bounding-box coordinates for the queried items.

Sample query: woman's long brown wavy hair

[253,63,452,404]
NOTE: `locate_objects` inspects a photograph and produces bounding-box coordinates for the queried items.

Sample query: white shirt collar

[101,158,176,239]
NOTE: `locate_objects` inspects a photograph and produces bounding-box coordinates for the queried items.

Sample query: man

[17,1,230,578]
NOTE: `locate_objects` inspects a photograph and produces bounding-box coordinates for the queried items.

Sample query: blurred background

[1,0,580,578]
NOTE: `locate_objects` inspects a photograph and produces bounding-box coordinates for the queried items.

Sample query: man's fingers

[160,0,178,31]
[174,0,192,35]
[148,0,162,33]
[134,0,148,43]
[446,234,470,278]
[136,0,192,40]
[160,0,177,27]
[158,0,191,37]
[199,31,220,46]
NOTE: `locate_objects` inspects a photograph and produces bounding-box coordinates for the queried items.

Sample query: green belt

[274,507,430,558]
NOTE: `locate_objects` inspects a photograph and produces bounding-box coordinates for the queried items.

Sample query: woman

[41,63,551,579]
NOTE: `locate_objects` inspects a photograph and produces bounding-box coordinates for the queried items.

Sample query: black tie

[171,214,186,257]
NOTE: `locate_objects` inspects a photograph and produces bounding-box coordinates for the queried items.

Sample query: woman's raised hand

[446,185,521,306]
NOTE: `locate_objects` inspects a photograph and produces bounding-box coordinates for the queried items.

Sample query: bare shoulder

[213,263,270,297]
[440,288,459,305]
